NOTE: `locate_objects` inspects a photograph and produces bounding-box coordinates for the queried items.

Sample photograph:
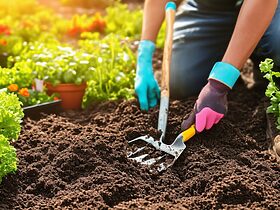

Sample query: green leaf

[266,105,275,114]
[0,92,24,140]
[0,135,17,183]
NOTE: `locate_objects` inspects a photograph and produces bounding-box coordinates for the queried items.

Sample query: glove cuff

[138,40,155,61]
[137,40,155,76]
[208,62,240,89]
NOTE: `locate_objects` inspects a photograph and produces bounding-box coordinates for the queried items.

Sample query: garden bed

[0,80,279,209]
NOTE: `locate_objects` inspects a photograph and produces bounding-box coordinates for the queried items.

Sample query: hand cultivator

[128,2,196,172]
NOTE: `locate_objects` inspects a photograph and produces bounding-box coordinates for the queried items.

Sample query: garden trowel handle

[181,124,196,142]
[157,2,176,136]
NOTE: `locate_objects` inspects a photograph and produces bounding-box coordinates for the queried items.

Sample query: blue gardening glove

[181,62,240,132]
[135,40,160,111]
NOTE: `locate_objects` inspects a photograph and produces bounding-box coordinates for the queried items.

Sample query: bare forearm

[141,0,169,42]
[222,0,278,69]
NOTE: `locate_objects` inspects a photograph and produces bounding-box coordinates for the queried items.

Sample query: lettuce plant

[0,92,23,183]
[0,92,24,140]
[0,135,17,183]
[260,58,280,129]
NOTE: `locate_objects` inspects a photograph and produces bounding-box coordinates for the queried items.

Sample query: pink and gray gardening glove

[181,62,240,133]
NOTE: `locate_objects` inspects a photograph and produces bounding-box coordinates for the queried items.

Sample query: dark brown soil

[0,79,280,209]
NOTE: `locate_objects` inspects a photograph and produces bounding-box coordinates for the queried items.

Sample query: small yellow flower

[19,88,30,97]
[8,84,18,92]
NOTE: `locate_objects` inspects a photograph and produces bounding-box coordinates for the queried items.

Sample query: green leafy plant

[105,3,143,40]
[0,66,57,107]
[18,89,59,107]
[0,135,17,183]
[260,58,280,129]
[4,84,59,107]
[0,92,23,183]
[0,91,24,140]
[0,66,34,89]
[79,34,136,108]
[104,2,165,48]
[9,41,94,86]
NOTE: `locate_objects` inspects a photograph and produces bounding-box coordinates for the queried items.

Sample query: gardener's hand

[135,40,160,111]
[181,62,240,133]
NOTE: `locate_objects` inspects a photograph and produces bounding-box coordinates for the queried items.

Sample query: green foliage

[0,135,17,183]
[0,67,16,88]
[260,58,280,129]
[1,1,144,109]
[0,9,68,66]
[105,3,143,40]
[15,89,58,107]
[13,10,69,42]
[0,66,34,89]
[79,34,136,108]
[9,41,94,85]
[105,2,165,48]
[0,92,23,183]
[1,3,70,39]
[23,90,58,106]
[0,92,24,140]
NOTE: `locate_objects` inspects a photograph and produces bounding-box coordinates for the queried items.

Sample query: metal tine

[127,135,161,159]
[130,153,150,163]
[127,146,146,158]
[142,154,166,166]
[146,156,176,173]
[155,157,178,172]
[129,148,166,165]
[128,135,159,144]
[127,135,151,158]
[128,135,149,144]
[157,161,173,172]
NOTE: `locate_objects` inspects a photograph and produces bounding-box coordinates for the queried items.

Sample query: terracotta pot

[46,82,86,110]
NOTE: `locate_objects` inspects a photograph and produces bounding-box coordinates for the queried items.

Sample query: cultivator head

[127,125,196,172]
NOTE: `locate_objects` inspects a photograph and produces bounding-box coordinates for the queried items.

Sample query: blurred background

[0,0,161,109]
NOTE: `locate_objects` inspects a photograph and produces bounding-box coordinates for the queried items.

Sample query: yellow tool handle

[161,3,176,98]
[181,124,196,142]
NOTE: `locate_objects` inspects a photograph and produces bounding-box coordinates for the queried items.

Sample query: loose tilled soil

[0,78,280,209]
